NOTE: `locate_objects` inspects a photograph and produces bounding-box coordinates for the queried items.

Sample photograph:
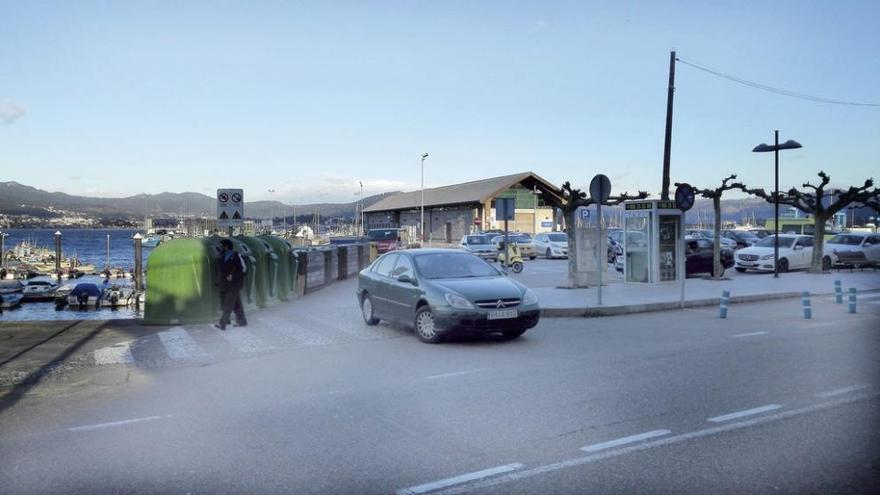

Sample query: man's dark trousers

[219,288,246,327]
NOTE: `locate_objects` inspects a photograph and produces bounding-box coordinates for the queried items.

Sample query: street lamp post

[268,188,276,233]
[420,153,429,243]
[752,130,802,278]
[358,181,364,236]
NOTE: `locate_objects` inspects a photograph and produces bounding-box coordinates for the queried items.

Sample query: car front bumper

[432,305,541,333]
[735,260,775,271]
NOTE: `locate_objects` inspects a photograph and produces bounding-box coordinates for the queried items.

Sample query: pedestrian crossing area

[91,314,412,368]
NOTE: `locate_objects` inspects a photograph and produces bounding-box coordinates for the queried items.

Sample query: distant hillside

[0,181,397,225]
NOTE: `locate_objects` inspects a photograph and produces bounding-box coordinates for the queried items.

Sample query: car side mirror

[397,274,417,286]
[865,242,873,247]
[793,245,803,250]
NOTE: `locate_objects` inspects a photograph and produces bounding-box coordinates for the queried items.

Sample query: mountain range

[1,181,872,228]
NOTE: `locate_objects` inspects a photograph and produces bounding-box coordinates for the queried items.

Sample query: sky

[1,0,878,204]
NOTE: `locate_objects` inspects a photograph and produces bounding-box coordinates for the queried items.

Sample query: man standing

[215,238,247,330]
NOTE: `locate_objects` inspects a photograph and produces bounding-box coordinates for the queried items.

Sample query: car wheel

[822,256,832,271]
[361,293,379,326]
[501,328,527,340]
[735,267,746,273]
[511,261,523,273]
[415,305,443,344]
[777,258,789,273]
[545,248,552,259]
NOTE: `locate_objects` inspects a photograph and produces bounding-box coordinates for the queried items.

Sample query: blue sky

[1,0,877,203]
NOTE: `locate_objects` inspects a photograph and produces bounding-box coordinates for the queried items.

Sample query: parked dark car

[721,230,760,249]
[357,249,540,343]
[685,238,735,276]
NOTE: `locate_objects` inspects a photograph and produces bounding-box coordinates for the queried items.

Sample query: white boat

[0,292,23,309]
[22,280,59,301]
[101,285,135,307]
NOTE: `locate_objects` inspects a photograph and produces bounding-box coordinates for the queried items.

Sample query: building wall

[365,206,478,244]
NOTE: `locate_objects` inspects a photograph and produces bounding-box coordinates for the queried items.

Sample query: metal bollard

[801,291,812,319]
[848,288,857,314]
[719,290,730,319]
[834,280,843,304]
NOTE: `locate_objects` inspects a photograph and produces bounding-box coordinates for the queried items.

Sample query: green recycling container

[143,238,220,325]
[234,235,280,308]
[258,235,298,301]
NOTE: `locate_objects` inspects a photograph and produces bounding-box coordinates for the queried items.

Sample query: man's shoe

[233,321,248,327]
[213,323,226,331]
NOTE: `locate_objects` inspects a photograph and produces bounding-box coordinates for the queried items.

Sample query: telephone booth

[622,200,684,284]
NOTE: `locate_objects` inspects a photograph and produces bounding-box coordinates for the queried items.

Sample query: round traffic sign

[589,174,612,203]
[675,184,696,211]
[218,192,229,203]
[231,192,242,203]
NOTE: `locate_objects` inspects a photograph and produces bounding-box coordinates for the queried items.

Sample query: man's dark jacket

[218,251,247,292]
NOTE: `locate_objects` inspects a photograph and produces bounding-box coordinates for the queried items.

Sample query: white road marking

[396,463,525,495]
[805,321,837,328]
[93,342,134,365]
[580,430,672,453]
[707,404,782,423]
[158,327,208,360]
[68,415,171,432]
[219,328,274,354]
[432,392,878,495]
[728,331,768,338]
[816,384,870,398]
[425,369,486,380]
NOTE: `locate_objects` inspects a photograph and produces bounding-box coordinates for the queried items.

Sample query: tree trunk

[712,196,722,278]
[809,214,828,272]
[564,209,580,288]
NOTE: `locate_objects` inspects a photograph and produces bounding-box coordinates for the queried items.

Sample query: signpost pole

[589,174,612,308]
[597,200,603,306]
[503,219,509,274]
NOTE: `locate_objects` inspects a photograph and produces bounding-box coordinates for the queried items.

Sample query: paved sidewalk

[532,268,880,316]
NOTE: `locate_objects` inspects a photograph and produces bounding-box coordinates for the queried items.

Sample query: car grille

[475,298,521,308]
[738,254,759,261]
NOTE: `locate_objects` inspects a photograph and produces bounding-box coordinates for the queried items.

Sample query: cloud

[0,101,26,124]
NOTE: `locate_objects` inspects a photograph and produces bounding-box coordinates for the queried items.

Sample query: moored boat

[22,280,59,301]
[101,285,135,307]
[68,283,102,309]
[0,292,24,309]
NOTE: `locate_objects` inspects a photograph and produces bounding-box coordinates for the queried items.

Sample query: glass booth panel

[658,215,679,282]
[625,212,651,283]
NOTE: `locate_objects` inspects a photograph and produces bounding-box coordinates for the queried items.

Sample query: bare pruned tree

[543,181,648,287]
[676,174,746,279]
[743,171,877,272]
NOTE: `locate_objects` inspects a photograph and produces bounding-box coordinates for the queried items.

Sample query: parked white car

[533,232,569,259]
[824,232,880,267]
[734,234,813,273]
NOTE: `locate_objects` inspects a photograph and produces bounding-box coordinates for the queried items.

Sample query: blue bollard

[719,290,730,319]
[848,288,857,314]
[834,280,843,304]
[801,291,812,319]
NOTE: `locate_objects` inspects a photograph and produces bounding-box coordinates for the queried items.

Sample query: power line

[676,57,880,107]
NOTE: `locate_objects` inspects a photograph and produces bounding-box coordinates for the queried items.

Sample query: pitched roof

[363,171,562,213]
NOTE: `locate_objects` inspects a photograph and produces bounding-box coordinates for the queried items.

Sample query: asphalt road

[1,296,878,494]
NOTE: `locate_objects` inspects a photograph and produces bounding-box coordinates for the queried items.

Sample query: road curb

[540,288,880,318]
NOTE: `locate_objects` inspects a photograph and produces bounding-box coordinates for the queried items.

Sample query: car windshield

[828,235,864,245]
[466,235,490,245]
[756,236,795,248]
[548,233,567,242]
[414,252,500,279]
[367,229,398,241]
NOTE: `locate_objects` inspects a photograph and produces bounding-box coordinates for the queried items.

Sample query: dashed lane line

[396,463,525,495]
[431,392,879,495]
[816,384,870,398]
[425,369,487,380]
[580,430,672,453]
[707,404,782,423]
[67,415,173,432]
[728,331,768,338]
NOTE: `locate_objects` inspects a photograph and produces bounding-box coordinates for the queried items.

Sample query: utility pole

[661,50,676,201]
[420,153,429,243]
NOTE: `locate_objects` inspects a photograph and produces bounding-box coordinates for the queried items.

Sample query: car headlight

[760,254,775,260]
[444,293,474,309]
[522,289,538,305]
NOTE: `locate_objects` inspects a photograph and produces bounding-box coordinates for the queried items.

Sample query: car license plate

[488,309,517,320]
